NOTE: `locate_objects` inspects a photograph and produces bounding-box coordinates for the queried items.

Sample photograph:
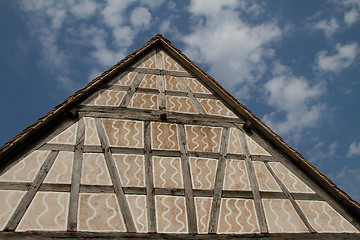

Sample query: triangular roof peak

[0,34,359,238]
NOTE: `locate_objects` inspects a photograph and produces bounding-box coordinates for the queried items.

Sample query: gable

[0,35,359,238]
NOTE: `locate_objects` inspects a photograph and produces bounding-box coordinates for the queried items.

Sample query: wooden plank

[152,150,182,157]
[128,67,194,78]
[67,117,85,231]
[136,88,159,94]
[208,127,230,234]
[78,106,244,126]
[4,150,59,231]
[156,48,164,70]
[239,130,269,233]
[177,124,197,234]
[176,77,206,115]
[264,162,316,233]
[251,155,278,162]
[39,143,75,152]
[222,190,253,199]
[105,85,129,92]
[193,93,217,99]
[154,188,185,196]
[193,190,214,197]
[157,75,166,109]
[225,153,245,160]
[188,151,220,159]
[2,231,360,239]
[161,70,193,78]
[94,118,136,232]
[128,67,161,75]
[119,73,145,108]
[143,121,156,233]
[164,90,188,97]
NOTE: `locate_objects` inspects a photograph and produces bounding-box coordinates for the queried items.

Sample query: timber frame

[0,34,360,238]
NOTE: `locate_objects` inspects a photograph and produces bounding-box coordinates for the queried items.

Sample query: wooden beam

[157,75,166,109]
[177,124,197,234]
[119,73,145,108]
[264,161,316,233]
[144,121,156,233]
[67,118,85,231]
[239,130,268,233]
[208,127,230,234]
[94,118,136,232]
[4,150,59,231]
[128,67,194,78]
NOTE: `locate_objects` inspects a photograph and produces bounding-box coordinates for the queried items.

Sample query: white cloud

[182,0,281,99]
[130,7,151,28]
[348,141,360,157]
[140,0,164,9]
[69,0,99,19]
[316,42,358,73]
[314,18,339,38]
[113,26,137,47]
[263,63,325,139]
[308,141,337,162]
[102,0,133,27]
[344,8,359,26]
[329,166,360,201]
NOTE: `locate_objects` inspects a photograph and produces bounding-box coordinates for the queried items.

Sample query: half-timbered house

[0,34,359,239]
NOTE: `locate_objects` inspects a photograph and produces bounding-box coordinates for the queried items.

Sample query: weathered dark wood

[264,161,316,233]
[193,189,214,197]
[226,153,246,160]
[95,118,136,232]
[177,124,197,234]
[177,77,206,115]
[164,90,188,97]
[239,130,268,233]
[188,151,220,159]
[1,231,360,239]
[291,192,323,201]
[193,92,217,99]
[78,106,244,127]
[156,49,164,70]
[128,67,194,78]
[152,150,182,157]
[38,143,75,152]
[250,155,278,162]
[157,75,166,109]
[222,190,253,199]
[136,88,159,94]
[119,73,145,108]
[4,150,59,231]
[144,121,156,233]
[154,188,185,196]
[208,127,230,234]
[67,117,85,231]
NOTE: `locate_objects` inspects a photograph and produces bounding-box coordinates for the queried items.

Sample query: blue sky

[0,0,360,201]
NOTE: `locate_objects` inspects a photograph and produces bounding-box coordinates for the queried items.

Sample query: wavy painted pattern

[269,162,314,193]
[111,71,137,86]
[189,157,217,189]
[262,199,308,233]
[223,159,250,191]
[0,150,50,182]
[44,151,74,184]
[184,78,211,94]
[126,195,147,232]
[165,76,184,91]
[296,200,359,233]
[151,122,179,150]
[128,93,158,110]
[227,128,244,154]
[166,96,197,114]
[134,50,157,69]
[185,125,222,153]
[113,154,145,187]
[218,198,259,234]
[153,157,183,189]
[139,74,157,89]
[86,90,126,107]
[199,99,237,118]
[253,161,281,192]
[156,196,188,233]
[102,119,143,148]
[163,52,185,72]
[194,197,212,234]
[48,123,77,145]
[246,135,271,156]
[0,190,25,230]
[84,117,101,146]
[17,192,69,231]
[81,153,112,185]
[78,193,126,232]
